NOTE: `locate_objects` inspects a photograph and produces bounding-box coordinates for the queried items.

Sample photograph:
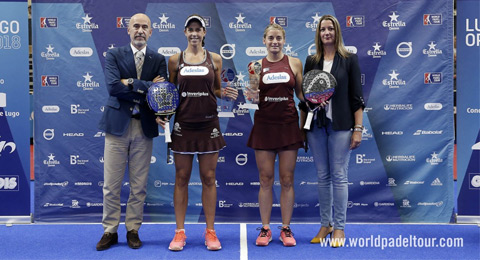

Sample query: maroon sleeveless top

[254,55,298,124]
[175,50,217,123]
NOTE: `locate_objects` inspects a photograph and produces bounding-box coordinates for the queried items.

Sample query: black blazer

[98,45,167,138]
[304,53,364,130]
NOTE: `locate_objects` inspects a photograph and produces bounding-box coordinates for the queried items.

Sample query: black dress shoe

[127,230,142,249]
[96,232,118,251]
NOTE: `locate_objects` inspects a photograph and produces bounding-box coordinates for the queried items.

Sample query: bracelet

[354,125,364,130]
[353,128,363,132]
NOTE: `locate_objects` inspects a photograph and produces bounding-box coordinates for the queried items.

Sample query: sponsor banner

[0,0,30,219]
[456,0,480,219]
[33,0,453,223]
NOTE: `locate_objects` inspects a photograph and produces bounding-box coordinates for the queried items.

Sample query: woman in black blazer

[300,15,365,247]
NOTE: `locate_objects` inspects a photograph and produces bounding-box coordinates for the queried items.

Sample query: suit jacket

[98,45,167,138]
[304,53,364,130]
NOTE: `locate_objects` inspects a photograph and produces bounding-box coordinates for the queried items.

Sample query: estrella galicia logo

[229,13,252,32]
[423,14,442,25]
[116,17,130,28]
[423,41,443,57]
[424,73,442,84]
[40,17,57,28]
[76,14,99,32]
[41,45,60,60]
[152,14,176,32]
[367,43,386,58]
[270,16,288,27]
[77,72,100,91]
[382,11,406,30]
[305,13,321,31]
[346,15,365,27]
[0,176,18,191]
[41,75,59,87]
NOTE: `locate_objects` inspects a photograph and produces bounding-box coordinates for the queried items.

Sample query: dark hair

[185,14,206,47]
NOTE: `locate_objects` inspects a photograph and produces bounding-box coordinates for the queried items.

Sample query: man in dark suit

[96,13,167,251]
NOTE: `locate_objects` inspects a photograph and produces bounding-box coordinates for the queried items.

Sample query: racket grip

[303,111,314,130]
[164,121,172,143]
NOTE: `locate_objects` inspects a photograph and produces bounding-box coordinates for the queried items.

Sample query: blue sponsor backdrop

[0,0,30,220]
[32,0,454,223]
[456,0,480,220]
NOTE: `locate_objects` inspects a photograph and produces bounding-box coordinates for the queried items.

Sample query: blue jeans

[306,120,352,230]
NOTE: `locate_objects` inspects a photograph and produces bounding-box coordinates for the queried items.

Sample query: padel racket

[147,82,179,143]
[302,69,337,130]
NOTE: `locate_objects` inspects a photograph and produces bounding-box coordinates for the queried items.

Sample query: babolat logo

[424,73,442,84]
[40,17,57,28]
[0,176,18,191]
[270,16,288,27]
[367,43,386,58]
[382,70,406,88]
[382,11,406,30]
[423,41,443,57]
[229,13,252,32]
[41,75,59,87]
[43,153,60,167]
[116,17,130,28]
[426,152,443,165]
[413,130,443,135]
[306,13,321,31]
[41,45,60,60]
[423,14,442,25]
[77,72,100,91]
[152,14,176,32]
[346,15,365,27]
[263,72,290,84]
[76,14,99,32]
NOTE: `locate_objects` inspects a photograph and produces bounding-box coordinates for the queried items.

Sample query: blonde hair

[313,15,350,63]
[263,23,286,39]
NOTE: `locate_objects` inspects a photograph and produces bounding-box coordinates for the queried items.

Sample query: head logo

[229,13,252,32]
[43,129,55,140]
[40,17,57,28]
[367,43,386,58]
[116,17,130,28]
[270,16,288,27]
[382,11,406,30]
[152,14,176,32]
[220,44,236,59]
[346,15,365,27]
[305,13,321,31]
[423,14,442,25]
[396,42,412,58]
[76,14,99,32]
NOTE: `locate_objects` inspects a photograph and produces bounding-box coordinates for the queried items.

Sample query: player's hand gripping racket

[147,82,179,143]
[302,70,337,130]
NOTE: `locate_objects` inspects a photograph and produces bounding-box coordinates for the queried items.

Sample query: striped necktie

[135,51,144,79]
